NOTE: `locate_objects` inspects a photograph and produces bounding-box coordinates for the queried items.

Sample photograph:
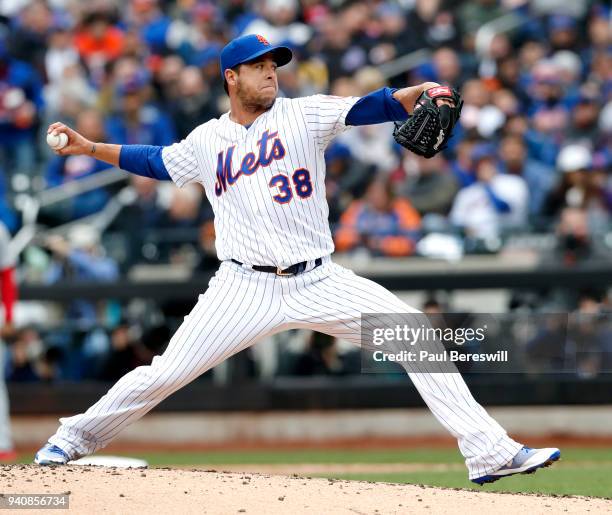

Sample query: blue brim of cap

[241,45,293,68]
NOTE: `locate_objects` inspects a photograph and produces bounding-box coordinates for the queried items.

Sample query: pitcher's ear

[225,68,237,89]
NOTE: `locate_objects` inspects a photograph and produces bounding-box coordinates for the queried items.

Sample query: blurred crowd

[5,292,612,382]
[0,0,609,258]
[0,0,611,381]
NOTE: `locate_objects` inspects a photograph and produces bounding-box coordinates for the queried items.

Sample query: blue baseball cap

[220,34,292,84]
[471,143,497,164]
[549,15,577,31]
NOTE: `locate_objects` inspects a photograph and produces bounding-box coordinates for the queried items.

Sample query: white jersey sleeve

[161,129,202,188]
[297,95,360,149]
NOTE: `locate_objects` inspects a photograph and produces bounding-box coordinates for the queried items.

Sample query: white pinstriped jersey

[161,95,360,268]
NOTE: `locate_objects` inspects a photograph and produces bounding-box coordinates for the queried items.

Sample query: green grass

[17,447,612,499]
[138,446,612,466]
[309,463,612,499]
[129,446,612,498]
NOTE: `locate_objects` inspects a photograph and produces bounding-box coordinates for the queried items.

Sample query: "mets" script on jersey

[214,130,286,197]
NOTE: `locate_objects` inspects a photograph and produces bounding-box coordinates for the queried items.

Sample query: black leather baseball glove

[393,86,463,158]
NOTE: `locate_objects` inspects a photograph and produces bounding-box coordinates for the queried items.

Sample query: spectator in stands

[537,211,611,340]
[169,66,220,140]
[544,144,594,218]
[164,184,205,230]
[240,0,312,49]
[99,323,154,381]
[324,142,372,225]
[406,0,462,52]
[335,69,399,174]
[126,173,162,212]
[495,55,522,96]
[45,22,79,86]
[450,138,478,188]
[0,28,43,177]
[525,314,570,373]
[111,175,165,266]
[4,327,55,382]
[546,207,609,267]
[396,152,459,217]
[456,79,491,138]
[567,87,603,147]
[498,135,555,218]
[6,0,52,78]
[335,178,421,257]
[125,0,173,56]
[44,225,119,329]
[528,289,612,376]
[105,64,176,146]
[450,144,529,242]
[432,47,465,88]
[186,2,225,64]
[518,39,547,74]
[358,4,400,66]
[293,332,359,376]
[313,11,367,83]
[75,8,124,79]
[567,292,610,378]
[42,109,112,223]
[43,60,97,124]
[154,55,185,105]
[525,60,569,166]
[548,15,579,52]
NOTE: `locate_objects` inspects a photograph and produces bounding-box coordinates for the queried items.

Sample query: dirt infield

[2,465,611,514]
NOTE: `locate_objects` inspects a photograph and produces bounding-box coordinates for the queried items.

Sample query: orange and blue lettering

[214,148,230,196]
[270,138,285,161]
[240,152,258,176]
[225,147,241,186]
[215,130,287,197]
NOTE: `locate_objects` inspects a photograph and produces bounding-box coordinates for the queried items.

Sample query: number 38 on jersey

[214,129,313,204]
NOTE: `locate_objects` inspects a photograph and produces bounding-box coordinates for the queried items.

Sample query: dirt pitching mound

[3,465,610,514]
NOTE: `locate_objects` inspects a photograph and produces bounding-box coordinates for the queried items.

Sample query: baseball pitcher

[35,35,559,484]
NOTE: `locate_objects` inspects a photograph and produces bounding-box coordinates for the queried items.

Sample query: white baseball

[46,132,68,150]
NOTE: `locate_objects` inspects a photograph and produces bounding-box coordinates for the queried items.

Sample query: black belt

[231,258,323,276]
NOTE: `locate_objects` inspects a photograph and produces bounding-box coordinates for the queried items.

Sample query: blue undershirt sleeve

[345,87,410,126]
[119,145,172,181]
[484,184,511,213]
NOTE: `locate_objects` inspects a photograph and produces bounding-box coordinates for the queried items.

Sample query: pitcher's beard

[236,83,276,112]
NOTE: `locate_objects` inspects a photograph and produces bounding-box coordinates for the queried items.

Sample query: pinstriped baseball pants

[49,258,522,479]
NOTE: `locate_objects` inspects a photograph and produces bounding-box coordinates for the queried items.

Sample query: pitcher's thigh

[153,269,283,379]
[298,264,421,344]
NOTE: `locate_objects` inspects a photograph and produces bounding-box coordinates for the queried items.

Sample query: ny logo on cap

[256,35,270,46]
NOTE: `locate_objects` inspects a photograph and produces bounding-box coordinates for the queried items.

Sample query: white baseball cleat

[34,443,71,466]
[472,446,561,485]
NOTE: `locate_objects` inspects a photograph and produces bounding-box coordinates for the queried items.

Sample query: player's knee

[146,356,195,385]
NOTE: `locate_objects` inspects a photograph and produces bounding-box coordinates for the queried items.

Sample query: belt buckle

[276,266,294,277]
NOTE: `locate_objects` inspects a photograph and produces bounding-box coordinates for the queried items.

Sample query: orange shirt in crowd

[74,27,125,63]
[334,198,421,257]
